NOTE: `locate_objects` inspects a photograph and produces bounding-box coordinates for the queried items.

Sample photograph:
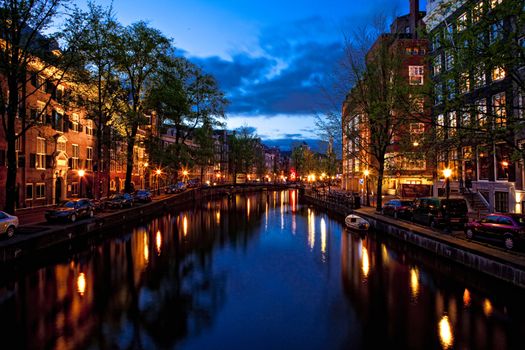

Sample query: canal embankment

[300,190,525,288]
[0,184,291,263]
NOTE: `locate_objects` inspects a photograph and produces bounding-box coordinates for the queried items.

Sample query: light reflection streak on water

[156,230,162,256]
[359,240,369,279]
[307,208,315,250]
[381,244,389,266]
[290,190,296,213]
[483,299,493,317]
[463,289,471,308]
[216,210,221,225]
[247,198,251,219]
[410,267,419,301]
[320,217,327,255]
[439,315,454,349]
[265,201,269,230]
[143,232,149,265]
[183,216,188,237]
[280,192,284,230]
[76,273,86,297]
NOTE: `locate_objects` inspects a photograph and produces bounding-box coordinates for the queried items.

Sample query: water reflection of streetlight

[438,315,454,349]
[77,272,86,296]
[463,289,471,307]
[361,245,370,278]
[410,267,419,301]
[156,230,162,256]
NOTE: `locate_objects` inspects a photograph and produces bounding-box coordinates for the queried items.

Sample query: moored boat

[345,214,370,232]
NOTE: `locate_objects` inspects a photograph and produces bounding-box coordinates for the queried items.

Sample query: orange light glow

[77,273,86,296]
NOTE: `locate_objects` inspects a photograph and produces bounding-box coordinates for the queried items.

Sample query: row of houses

[342,0,524,213]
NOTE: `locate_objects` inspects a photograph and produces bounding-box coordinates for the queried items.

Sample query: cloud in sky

[92,0,427,144]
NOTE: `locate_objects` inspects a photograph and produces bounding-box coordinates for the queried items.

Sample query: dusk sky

[93,0,427,150]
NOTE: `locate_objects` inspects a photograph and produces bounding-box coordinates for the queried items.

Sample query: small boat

[345,214,370,232]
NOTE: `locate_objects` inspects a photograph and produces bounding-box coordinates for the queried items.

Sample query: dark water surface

[0,190,524,349]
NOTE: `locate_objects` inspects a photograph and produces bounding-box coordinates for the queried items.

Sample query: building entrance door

[55,177,63,204]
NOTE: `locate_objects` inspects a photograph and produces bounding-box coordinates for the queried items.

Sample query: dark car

[134,189,152,203]
[165,182,186,194]
[465,213,525,250]
[105,193,134,209]
[45,198,95,223]
[381,199,414,219]
[186,179,200,188]
[411,197,468,229]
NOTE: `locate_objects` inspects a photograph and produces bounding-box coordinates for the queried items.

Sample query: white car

[0,211,18,238]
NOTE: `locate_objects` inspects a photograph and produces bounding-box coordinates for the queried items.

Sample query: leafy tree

[0,0,84,212]
[193,122,215,183]
[112,21,171,193]
[145,56,227,179]
[426,0,525,174]
[342,19,430,211]
[228,126,258,183]
[69,1,122,198]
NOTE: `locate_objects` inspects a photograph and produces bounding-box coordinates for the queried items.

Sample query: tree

[426,0,525,176]
[228,127,258,183]
[0,0,83,212]
[112,21,171,193]
[145,56,227,179]
[193,122,215,183]
[342,19,430,211]
[69,1,121,198]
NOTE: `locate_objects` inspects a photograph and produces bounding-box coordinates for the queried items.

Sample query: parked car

[0,211,18,238]
[105,193,134,209]
[134,189,152,203]
[45,198,95,223]
[411,197,468,229]
[381,199,414,219]
[165,182,187,194]
[186,179,200,188]
[465,213,525,250]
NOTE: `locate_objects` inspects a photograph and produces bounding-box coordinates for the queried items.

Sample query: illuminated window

[72,144,79,170]
[492,66,505,81]
[57,139,66,152]
[71,113,79,132]
[36,137,46,170]
[433,56,442,76]
[492,92,506,126]
[474,66,486,88]
[448,112,457,136]
[490,0,502,9]
[86,119,94,136]
[457,13,467,32]
[437,114,445,139]
[472,1,483,23]
[409,66,424,85]
[86,147,93,171]
[459,72,470,93]
[475,99,487,127]
[410,123,425,134]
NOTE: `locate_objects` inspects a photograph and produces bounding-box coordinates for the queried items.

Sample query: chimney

[409,0,419,37]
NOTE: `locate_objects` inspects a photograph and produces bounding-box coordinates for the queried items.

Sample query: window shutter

[63,116,69,132]
[79,124,83,132]
[29,153,36,168]
[30,74,37,87]
[508,163,516,182]
[0,149,5,166]
[46,155,53,169]
[45,113,52,125]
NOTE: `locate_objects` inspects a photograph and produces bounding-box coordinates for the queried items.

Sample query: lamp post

[364,169,370,207]
[156,169,161,195]
[443,168,452,233]
[78,169,85,197]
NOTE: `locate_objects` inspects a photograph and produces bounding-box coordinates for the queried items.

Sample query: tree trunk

[124,126,138,193]
[4,74,20,214]
[376,159,385,212]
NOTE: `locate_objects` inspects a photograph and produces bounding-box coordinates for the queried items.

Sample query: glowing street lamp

[78,169,85,197]
[443,168,452,233]
[156,169,162,195]
[363,169,370,206]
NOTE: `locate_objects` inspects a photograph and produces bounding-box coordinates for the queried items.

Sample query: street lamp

[443,168,452,233]
[78,169,85,197]
[182,169,189,181]
[364,169,370,207]
[156,169,161,195]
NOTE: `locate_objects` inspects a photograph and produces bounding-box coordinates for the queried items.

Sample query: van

[411,197,468,229]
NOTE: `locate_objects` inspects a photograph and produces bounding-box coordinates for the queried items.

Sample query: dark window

[495,192,509,213]
[26,184,33,200]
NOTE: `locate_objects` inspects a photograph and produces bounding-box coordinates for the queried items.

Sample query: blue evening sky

[91,0,427,150]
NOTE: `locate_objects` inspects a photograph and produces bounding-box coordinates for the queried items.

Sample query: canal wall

[301,192,525,288]
[0,184,292,264]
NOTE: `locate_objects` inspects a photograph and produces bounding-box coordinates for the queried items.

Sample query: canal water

[0,190,524,349]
